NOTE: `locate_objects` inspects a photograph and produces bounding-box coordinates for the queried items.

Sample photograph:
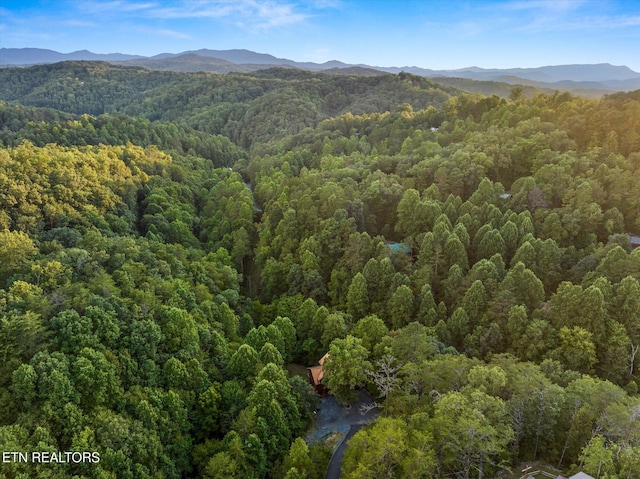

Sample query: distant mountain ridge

[2,47,640,92]
[0,48,144,64]
[146,49,355,71]
[379,63,640,82]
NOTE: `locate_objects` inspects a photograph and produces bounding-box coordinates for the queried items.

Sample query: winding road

[305,390,379,479]
[324,423,365,479]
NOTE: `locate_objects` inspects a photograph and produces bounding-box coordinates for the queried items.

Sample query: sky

[1,0,640,71]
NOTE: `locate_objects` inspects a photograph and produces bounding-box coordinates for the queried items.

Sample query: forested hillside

[0,63,456,148]
[0,63,639,479]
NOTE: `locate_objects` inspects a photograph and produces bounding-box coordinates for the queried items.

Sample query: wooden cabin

[307,353,329,395]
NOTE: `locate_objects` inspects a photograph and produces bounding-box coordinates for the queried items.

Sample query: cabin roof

[308,365,324,385]
[307,353,330,386]
[387,242,411,255]
[568,472,595,479]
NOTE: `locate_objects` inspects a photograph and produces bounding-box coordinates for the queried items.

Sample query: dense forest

[0,61,639,479]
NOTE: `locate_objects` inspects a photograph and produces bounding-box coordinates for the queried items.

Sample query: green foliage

[3,62,640,479]
[0,64,456,148]
[387,284,415,330]
[346,272,369,319]
[342,417,436,479]
[323,336,371,403]
[431,390,513,478]
[226,344,262,384]
[351,315,388,358]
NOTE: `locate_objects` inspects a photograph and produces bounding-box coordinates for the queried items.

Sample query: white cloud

[250,1,309,28]
[576,14,640,29]
[77,1,158,14]
[514,12,640,34]
[464,0,640,36]
[63,20,98,27]
[307,0,342,8]
[499,0,586,13]
[143,27,192,39]
[146,0,313,29]
[148,1,236,19]
[74,0,335,30]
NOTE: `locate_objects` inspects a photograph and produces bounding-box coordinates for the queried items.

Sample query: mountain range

[3,47,640,93]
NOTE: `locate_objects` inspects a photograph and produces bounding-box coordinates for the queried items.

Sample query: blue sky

[2,0,640,70]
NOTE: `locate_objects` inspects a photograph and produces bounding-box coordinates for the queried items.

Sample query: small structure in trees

[517,465,592,479]
[307,353,329,395]
[568,473,595,479]
[551,472,595,479]
[386,241,411,255]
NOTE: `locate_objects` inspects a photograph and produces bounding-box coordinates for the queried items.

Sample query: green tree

[599,321,632,385]
[500,262,545,312]
[227,344,262,384]
[341,417,436,479]
[351,315,388,358]
[462,280,488,323]
[259,342,284,366]
[273,316,296,363]
[444,234,469,272]
[247,380,291,459]
[282,438,316,479]
[380,322,439,364]
[477,228,506,261]
[197,384,222,437]
[323,335,371,403]
[578,435,615,479]
[552,326,597,374]
[448,307,470,350]
[160,306,200,360]
[387,285,414,330]
[245,326,269,352]
[416,284,438,326]
[362,258,383,306]
[431,390,513,479]
[505,305,528,353]
[619,445,640,479]
[72,347,120,409]
[320,312,347,350]
[613,276,640,344]
[203,451,244,479]
[10,364,38,410]
[549,282,608,348]
[0,231,38,286]
[265,323,286,359]
[346,272,369,320]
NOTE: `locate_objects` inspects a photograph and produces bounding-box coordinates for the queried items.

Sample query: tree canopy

[1,62,639,479]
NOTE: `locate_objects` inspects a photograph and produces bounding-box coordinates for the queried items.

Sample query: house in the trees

[554,472,595,479]
[307,353,329,395]
[568,473,595,479]
[521,470,594,479]
[386,241,411,255]
[629,234,640,249]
